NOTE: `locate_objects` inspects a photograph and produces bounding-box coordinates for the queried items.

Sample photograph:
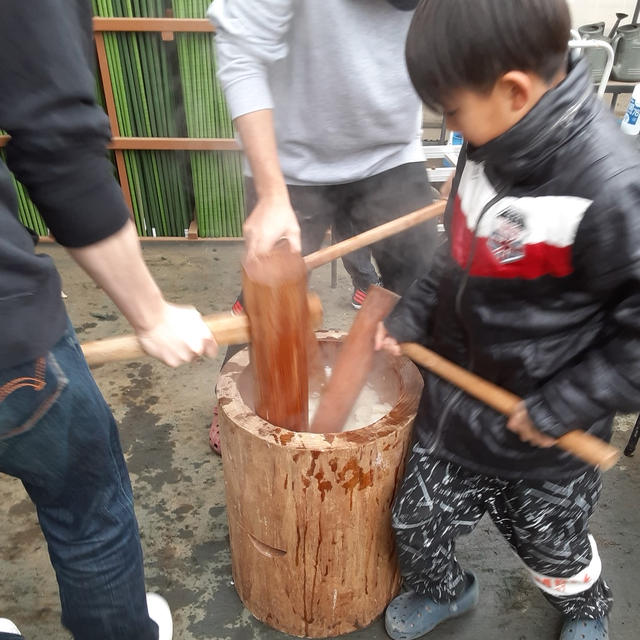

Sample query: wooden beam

[94,31,135,216]
[109,136,239,151]
[94,33,121,137]
[1,134,238,152]
[93,17,214,33]
[187,218,199,239]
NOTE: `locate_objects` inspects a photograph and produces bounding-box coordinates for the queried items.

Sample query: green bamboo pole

[172,0,244,237]
[93,0,243,237]
[94,0,193,237]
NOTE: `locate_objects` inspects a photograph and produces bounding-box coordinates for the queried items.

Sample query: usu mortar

[216,330,423,638]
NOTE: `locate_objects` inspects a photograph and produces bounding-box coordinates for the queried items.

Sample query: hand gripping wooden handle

[400,342,620,471]
[303,200,446,271]
[81,292,323,366]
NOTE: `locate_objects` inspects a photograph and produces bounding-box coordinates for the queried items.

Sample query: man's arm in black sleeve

[0,0,130,247]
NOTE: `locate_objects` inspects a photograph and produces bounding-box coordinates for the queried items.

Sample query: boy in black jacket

[376,1,640,639]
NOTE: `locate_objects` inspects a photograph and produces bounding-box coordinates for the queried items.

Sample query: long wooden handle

[400,342,620,471]
[81,292,323,366]
[309,286,400,433]
[304,200,446,270]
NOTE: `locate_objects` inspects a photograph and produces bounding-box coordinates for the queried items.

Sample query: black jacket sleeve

[0,0,130,247]
[384,154,466,345]
[384,239,449,344]
[525,175,640,437]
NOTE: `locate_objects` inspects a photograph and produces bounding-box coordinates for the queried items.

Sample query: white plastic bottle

[621,84,640,137]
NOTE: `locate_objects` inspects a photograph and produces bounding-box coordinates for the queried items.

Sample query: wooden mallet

[241,200,446,432]
[400,342,620,471]
[303,200,446,271]
[80,292,323,367]
[242,241,313,431]
[309,286,399,434]
[80,199,446,368]
[307,283,619,470]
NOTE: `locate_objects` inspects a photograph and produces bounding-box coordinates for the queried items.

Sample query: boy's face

[441,71,563,147]
[442,85,519,147]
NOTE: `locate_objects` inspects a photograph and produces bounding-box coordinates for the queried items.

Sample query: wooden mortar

[216,330,423,638]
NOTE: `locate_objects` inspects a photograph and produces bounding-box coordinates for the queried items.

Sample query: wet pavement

[1,241,638,640]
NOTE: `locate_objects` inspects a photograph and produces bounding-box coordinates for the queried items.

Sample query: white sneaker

[0,618,21,635]
[146,593,173,640]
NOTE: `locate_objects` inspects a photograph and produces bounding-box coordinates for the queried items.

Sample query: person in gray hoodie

[206,0,440,451]
[208,0,438,295]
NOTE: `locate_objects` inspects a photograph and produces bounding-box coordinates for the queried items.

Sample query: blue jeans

[0,320,158,640]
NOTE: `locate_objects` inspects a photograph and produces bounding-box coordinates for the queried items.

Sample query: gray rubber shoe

[560,617,608,640]
[385,572,479,640]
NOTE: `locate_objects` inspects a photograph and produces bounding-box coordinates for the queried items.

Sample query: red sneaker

[351,288,368,310]
[231,298,244,316]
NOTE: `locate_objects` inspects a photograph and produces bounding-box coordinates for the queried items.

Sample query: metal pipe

[568,39,615,98]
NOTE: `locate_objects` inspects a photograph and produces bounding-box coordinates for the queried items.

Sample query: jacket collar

[467,56,600,185]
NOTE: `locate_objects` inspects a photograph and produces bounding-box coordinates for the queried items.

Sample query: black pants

[222,162,439,365]
[392,446,612,620]
[246,161,438,292]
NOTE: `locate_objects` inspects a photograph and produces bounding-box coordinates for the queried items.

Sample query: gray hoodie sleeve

[207,0,295,119]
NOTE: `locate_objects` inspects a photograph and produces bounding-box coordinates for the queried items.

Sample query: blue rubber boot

[560,617,608,640]
[385,573,479,640]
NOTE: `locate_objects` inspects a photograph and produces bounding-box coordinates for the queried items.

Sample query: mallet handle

[303,200,446,271]
[400,342,620,471]
[81,292,323,366]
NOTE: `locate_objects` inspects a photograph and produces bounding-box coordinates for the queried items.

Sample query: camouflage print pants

[392,445,612,620]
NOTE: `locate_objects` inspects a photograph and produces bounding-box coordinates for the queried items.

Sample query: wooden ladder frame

[1,16,242,241]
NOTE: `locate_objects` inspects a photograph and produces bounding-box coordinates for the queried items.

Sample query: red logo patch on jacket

[451,161,593,279]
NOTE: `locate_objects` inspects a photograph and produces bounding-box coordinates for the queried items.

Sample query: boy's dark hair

[406,0,571,111]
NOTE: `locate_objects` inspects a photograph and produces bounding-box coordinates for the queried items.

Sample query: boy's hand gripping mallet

[400,342,620,471]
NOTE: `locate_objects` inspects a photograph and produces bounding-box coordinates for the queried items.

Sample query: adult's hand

[234,109,302,257]
[136,302,218,367]
[243,194,301,258]
[68,221,218,367]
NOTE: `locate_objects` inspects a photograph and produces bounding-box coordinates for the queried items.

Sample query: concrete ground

[1,241,639,640]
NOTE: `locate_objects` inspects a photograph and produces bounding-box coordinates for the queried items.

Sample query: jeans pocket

[0,352,69,440]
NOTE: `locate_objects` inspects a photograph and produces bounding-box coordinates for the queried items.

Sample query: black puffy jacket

[386,58,640,481]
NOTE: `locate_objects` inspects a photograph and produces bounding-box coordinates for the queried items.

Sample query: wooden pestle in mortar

[232,201,446,431]
[309,286,400,434]
[242,241,318,432]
